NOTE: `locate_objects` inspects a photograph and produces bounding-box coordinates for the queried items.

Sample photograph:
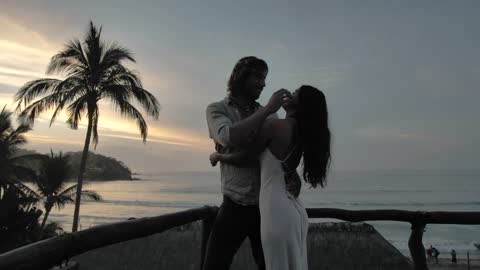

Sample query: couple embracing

[204,56,331,270]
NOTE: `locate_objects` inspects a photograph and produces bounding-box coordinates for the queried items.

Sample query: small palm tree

[0,105,45,197]
[0,184,43,253]
[14,21,160,232]
[0,105,45,251]
[35,150,102,239]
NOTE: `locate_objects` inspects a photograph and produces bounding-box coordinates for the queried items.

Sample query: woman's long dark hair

[296,85,331,188]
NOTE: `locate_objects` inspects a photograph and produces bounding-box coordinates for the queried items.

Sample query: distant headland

[17,149,135,181]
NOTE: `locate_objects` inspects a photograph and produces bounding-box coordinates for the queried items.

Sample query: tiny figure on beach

[431,246,440,264]
[426,245,432,258]
[451,249,457,264]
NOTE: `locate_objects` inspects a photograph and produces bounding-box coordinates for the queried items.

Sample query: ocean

[47,170,480,259]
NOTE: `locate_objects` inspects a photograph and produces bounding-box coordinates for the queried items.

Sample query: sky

[1,0,479,173]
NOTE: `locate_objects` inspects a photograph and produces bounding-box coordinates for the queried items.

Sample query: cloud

[24,133,83,146]
[0,16,58,89]
[0,15,52,49]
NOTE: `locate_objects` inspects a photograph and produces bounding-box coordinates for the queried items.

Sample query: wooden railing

[0,207,479,270]
[306,209,480,270]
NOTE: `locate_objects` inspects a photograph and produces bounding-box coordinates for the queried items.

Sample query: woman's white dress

[259,148,309,270]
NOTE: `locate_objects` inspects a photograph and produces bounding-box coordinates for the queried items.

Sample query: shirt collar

[225,95,260,110]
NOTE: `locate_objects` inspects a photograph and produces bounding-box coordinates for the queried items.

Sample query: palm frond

[53,195,75,210]
[115,67,143,88]
[65,94,89,129]
[54,75,84,92]
[49,84,87,127]
[130,87,161,119]
[47,39,89,76]
[14,79,61,113]
[17,92,64,127]
[100,44,135,72]
[12,182,41,201]
[101,84,132,102]
[80,189,103,201]
[0,105,13,134]
[57,184,77,199]
[84,21,104,82]
[4,124,31,147]
[101,66,160,119]
[36,151,70,195]
[112,99,148,142]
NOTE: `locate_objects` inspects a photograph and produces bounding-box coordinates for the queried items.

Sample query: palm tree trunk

[71,111,94,232]
[38,207,51,240]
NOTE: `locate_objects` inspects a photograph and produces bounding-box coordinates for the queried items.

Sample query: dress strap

[281,141,300,173]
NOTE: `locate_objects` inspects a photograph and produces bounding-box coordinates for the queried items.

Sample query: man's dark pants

[202,195,265,270]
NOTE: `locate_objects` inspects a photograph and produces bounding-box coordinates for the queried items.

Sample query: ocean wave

[80,198,480,210]
[309,201,480,207]
[83,199,215,208]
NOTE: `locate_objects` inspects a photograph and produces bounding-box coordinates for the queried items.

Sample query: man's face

[242,68,267,100]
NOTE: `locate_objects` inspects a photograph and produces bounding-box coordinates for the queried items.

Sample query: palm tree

[0,184,43,253]
[0,105,45,198]
[0,105,44,251]
[14,21,160,232]
[35,150,102,239]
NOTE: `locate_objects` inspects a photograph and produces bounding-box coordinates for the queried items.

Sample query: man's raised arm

[206,89,291,148]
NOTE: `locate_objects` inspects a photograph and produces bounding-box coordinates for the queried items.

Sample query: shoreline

[426,258,480,269]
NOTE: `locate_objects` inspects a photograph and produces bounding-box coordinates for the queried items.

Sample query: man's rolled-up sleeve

[206,103,232,147]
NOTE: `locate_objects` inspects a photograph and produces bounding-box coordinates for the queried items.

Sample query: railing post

[408,221,428,270]
[200,206,218,270]
[467,251,470,270]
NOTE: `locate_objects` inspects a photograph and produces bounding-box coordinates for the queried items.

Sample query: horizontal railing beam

[306,208,480,224]
[0,206,218,270]
[1,207,479,270]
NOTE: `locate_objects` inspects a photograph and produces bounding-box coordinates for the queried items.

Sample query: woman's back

[265,118,302,172]
[258,118,309,270]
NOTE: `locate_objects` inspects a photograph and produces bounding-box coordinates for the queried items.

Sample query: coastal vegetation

[1,106,43,252]
[1,106,102,252]
[31,151,103,240]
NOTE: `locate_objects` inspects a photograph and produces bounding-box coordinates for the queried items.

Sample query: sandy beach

[427,257,480,270]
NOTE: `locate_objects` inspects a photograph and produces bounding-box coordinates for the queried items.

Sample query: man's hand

[285,171,302,198]
[265,89,292,114]
[209,152,220,167]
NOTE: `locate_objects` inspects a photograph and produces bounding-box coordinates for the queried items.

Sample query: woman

[210,85,331,270]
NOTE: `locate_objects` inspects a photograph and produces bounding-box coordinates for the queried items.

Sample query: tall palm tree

[14,21,161,232]
[35,150,102,239]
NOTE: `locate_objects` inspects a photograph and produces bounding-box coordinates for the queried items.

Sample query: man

[451,249,457,264]
[203,56,292,270]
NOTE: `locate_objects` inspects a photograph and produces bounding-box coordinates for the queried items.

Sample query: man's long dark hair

[227,56,268,95]
[296,85,331,188]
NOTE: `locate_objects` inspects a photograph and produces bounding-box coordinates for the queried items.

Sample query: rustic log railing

[0,207,479,270]
[306,209,480,270]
